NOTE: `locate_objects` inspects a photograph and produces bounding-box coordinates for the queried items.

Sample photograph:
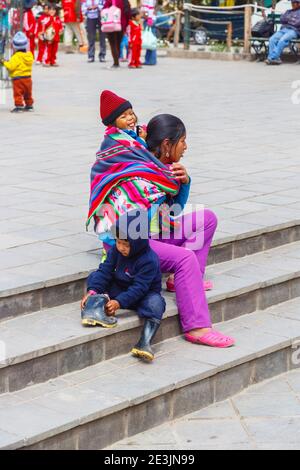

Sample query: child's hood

[114,211,150,259]
[127,233,149,259]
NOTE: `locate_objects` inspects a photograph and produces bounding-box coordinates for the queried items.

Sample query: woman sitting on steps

[87,92,235,349]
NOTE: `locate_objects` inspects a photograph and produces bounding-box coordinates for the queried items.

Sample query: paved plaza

[1,53,300,450]
[1,53,300,297]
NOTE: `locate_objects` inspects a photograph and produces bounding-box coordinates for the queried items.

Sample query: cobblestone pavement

[107,369,300,450]
[0,52,300,294]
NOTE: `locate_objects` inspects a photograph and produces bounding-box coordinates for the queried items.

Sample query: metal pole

[184,7,190,50]
[243,5,252,54]
[226,21,233,50]
[174,11,181,48]
[19,0,24,31]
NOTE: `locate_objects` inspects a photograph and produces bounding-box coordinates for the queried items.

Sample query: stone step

[1,241,300,395]
[1,221,299,321]
[0,297,300,450]
[105,369,300,450]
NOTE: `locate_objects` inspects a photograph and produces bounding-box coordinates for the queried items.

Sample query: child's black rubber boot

[131,318,160,362]
[81,294,118,328]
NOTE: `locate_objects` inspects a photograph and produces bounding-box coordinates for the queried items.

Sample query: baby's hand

[106,300,120,316]
[139,125,147,141]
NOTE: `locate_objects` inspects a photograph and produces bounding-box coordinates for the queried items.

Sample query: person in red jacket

[128,8,142,68]
[44,4,63,66]
[36,2,50,64]
[23,0,37,56]
[103,0,131,67]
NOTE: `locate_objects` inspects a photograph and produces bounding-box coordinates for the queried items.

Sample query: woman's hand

[106,300,120,316]
[170,163,190,185]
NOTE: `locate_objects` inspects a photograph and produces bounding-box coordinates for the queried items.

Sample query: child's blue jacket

[87,217,162,309]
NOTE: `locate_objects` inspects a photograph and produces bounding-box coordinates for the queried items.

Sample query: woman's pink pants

[150,209,217,332]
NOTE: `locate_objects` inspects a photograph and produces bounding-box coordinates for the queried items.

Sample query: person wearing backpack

[43,3,63,67]
[102,0,131,68]
[266,0,300,65]
[82,0,107,63]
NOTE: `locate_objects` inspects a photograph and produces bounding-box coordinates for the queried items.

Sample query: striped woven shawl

[87,128,181,231]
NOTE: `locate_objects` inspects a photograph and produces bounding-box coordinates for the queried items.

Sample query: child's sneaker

[11,106,24,113]
[79,45,88,54]
[24,106,34,112]
[36,61,42,65]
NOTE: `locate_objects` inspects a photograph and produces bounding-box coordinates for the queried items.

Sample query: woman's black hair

[146,114,186,158]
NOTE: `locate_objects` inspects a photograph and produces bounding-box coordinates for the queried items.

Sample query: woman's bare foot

[187,328,212,338]
[166,275,213,292]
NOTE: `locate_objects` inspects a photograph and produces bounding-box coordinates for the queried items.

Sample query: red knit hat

[100,90,132,126]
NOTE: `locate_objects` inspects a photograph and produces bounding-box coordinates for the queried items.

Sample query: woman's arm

[172,179,191,211]
[167,162,191,213]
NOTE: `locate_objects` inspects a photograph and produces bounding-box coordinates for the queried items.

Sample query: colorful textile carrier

[87,127,181,234]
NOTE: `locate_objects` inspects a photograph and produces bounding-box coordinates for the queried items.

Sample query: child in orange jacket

[128,8,142,69]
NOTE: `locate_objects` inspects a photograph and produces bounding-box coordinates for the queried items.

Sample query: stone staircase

[0,221,300,449]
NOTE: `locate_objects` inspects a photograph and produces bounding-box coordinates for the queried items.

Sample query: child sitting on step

[81,211,166,362]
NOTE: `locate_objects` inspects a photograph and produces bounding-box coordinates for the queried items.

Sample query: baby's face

[116,238,131,257]
[115,108,137,131]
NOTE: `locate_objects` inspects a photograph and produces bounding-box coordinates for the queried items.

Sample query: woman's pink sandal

[185,330,235,348]
[166,278,213,292]
[203,280,213,291]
